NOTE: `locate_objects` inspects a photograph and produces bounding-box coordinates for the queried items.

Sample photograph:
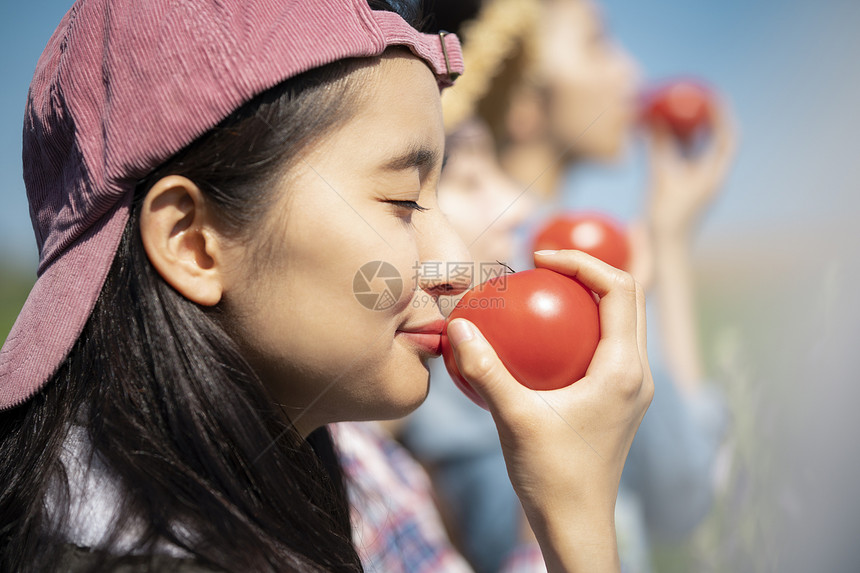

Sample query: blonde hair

[441,0,541,134]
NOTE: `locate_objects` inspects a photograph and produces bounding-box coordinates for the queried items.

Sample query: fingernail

[534,250,558,256]
[447,319,476,345]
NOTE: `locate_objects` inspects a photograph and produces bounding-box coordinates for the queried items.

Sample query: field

[654,222,858,571]
[0,262,34,346]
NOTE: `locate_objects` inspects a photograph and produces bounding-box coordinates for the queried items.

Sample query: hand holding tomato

[644,88,738,240]
[640,80,714,146]
[441,267,600,409]
[445,250,653,571]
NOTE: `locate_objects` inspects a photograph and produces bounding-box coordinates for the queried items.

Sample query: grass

[650,235,810,572]
[0,263,35,346]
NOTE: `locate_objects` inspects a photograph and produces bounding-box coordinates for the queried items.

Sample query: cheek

[548,79,592,141]
[234,196,411,369]
[550,68,627,152]
[238,225,425,417]
[282,217,416,324]
[280,244,428,421]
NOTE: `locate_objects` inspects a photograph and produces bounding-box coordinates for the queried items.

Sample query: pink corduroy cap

[0,0,463,410]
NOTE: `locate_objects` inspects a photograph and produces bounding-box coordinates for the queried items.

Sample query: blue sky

[569,1,860,256]
[1,0,859,270]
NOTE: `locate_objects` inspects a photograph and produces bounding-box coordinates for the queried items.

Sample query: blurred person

[400,0,737,571]
[499,5,737,540]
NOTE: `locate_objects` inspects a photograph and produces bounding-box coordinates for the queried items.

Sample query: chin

[580,132,630,164]
[363,392,427,424]
[371,369,431,421]
[382,397,426,422]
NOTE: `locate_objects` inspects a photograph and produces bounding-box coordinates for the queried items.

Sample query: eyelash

[386,200,429,212]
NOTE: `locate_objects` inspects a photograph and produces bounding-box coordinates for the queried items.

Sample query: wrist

[649,220,692,244]
[526,501,620,572]
[537,514,621,572]
[649,228,693,258]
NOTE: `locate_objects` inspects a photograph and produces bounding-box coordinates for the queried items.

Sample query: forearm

[652,233,704,394]
[527,506,620,573]
[517,479,622,573]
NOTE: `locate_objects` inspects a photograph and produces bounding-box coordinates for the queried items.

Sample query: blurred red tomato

[532,212,630,271]
[441,268,600,410]
[640,80,713,144]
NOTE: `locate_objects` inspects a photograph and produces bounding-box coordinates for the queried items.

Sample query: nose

[415,211,473,297]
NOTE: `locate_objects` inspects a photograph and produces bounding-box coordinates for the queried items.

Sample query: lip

[399,319,446,335]
[396,319,446,356]
[396,332,442,356]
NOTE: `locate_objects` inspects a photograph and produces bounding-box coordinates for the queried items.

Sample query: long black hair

[0,2,424,571]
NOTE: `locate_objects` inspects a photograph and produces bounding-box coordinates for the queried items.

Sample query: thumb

[646,124,681,176]
[447,319,521,413]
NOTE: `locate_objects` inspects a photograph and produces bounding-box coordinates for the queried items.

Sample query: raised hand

[446,250,654,572]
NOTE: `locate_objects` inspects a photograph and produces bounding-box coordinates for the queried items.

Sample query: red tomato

[440,268,600,410]
[640,80,713,144]
[532,212,630,271]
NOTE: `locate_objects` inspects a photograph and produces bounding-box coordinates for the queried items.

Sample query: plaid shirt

[331,422,546,573]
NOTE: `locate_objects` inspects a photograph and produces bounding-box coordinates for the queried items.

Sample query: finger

[446,318,524,413]
[634,280,654,408]
[705,95,739,172]
[577,270,646,403]
[626,219,653,291]
[645,124,681,175]
[634,279,648,371]
[534,250,639,345]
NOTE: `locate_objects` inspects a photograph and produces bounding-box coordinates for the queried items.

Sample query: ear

[140,175,225,306]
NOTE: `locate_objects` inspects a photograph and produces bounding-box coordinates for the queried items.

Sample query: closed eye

[386,200,429,212]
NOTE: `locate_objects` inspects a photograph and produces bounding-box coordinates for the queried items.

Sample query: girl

[0,1,652,571]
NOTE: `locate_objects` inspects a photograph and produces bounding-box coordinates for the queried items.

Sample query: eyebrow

[381,142,442,173]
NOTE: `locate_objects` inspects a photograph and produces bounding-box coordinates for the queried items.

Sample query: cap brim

[0,198,130,409]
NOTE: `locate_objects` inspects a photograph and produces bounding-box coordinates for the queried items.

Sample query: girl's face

[438,120,534,278]
[538,0,639,161]
[222,54,471,436]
